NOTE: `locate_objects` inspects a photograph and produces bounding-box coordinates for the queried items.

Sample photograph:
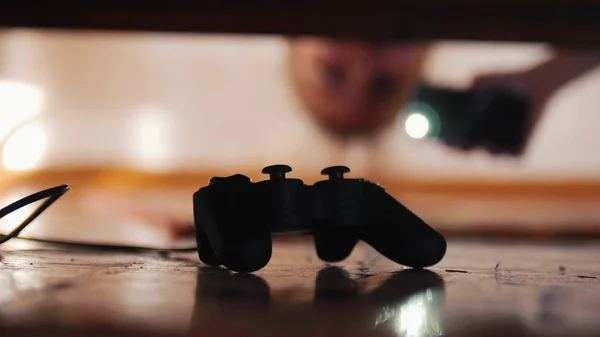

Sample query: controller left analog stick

[321,166,350,180]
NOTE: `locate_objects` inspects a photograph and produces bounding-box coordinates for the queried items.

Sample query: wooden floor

[0,238,599,337]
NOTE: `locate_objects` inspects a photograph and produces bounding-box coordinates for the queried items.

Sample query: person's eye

[370,74,398,98]
[322,63,346,86]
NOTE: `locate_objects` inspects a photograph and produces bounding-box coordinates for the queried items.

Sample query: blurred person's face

[288,38,426,138]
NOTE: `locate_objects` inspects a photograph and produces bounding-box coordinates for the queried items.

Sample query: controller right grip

[360,189,446,268]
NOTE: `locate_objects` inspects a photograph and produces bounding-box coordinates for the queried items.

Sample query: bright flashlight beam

[405,113,430,139]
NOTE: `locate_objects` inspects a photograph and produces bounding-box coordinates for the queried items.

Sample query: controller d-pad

[209,174,251,185]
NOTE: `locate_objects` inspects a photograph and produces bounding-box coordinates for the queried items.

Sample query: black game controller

[193,165,446,273]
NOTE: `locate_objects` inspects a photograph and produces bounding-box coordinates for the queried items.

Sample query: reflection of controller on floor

[193,165,447,273]
[190,267,446,336]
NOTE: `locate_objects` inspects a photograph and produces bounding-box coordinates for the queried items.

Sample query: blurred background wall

[1,29,599,180]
